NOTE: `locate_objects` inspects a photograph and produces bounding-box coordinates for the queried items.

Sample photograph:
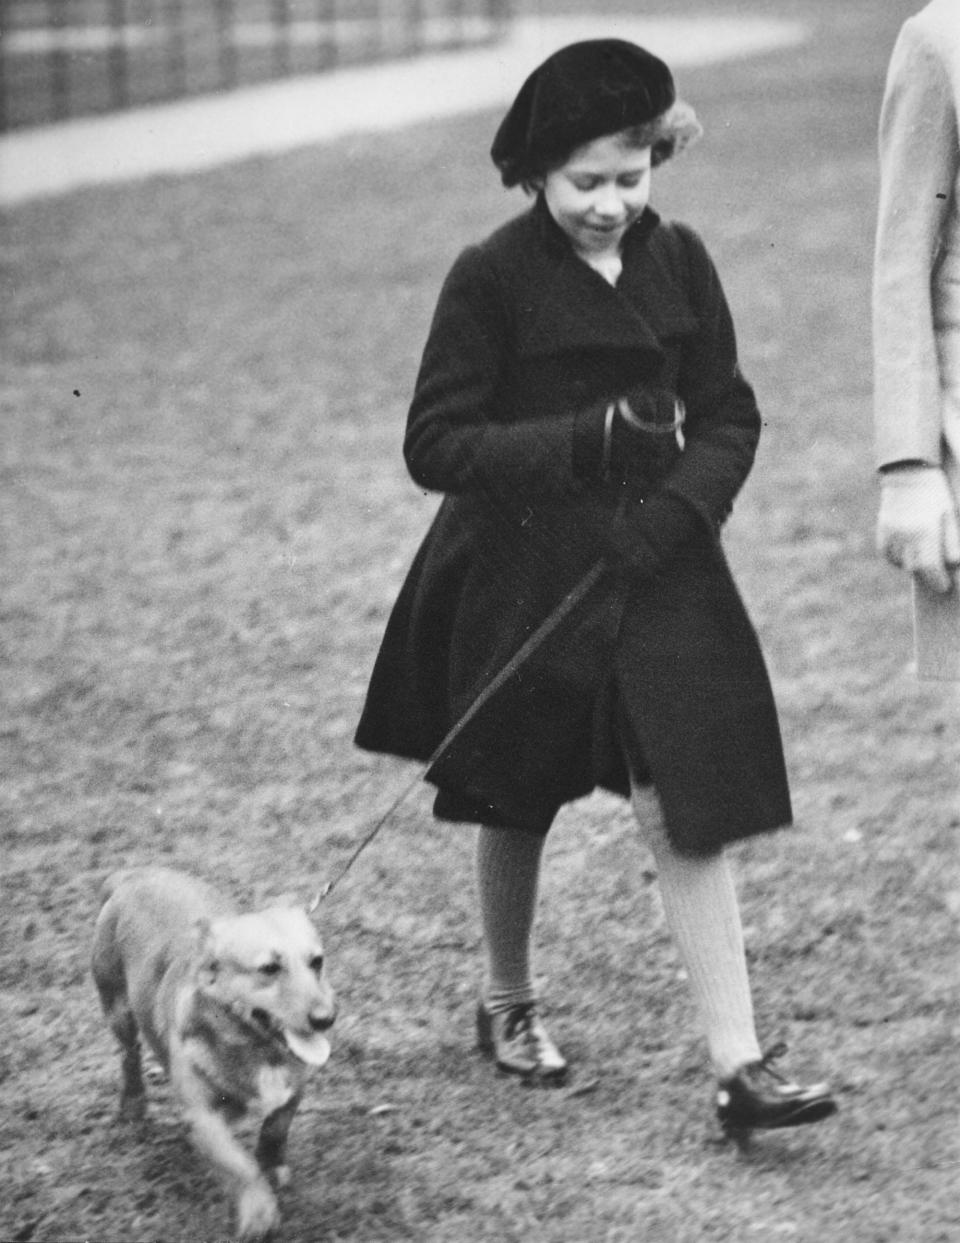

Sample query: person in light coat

[874,0,960,608]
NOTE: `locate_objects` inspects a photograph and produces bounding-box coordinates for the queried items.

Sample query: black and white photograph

[2,1,957,1239]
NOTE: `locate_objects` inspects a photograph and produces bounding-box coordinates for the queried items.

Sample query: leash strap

[319,559,608,900]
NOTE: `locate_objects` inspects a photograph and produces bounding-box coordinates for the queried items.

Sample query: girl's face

[541,133,652,255]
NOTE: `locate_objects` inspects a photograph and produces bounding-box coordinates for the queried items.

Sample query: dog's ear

[268,890,320,918]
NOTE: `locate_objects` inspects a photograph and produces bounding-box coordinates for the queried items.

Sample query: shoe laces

[755,1041,790,1083]
[503,1002,537,1041]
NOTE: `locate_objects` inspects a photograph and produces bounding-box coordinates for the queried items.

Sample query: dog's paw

[143,1058,167,1084]
[236,1180,280,1242]
[117,1092,147,1122]
[271,1163,292,1189]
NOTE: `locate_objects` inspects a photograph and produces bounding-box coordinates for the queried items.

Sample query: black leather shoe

[476,1002,568,1084]
[717,1043,838,1143]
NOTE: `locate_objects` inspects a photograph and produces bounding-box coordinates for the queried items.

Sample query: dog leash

[318,560,608,901]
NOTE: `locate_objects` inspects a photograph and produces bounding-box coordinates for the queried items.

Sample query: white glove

[877,465,960,594]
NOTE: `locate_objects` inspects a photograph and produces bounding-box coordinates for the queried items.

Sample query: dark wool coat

[355,198,792,854]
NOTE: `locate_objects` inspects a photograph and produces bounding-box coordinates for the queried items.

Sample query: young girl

[356,39,837,1140]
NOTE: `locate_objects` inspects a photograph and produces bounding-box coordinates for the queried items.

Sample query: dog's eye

[309,955,324,974]
[258,961,282,977]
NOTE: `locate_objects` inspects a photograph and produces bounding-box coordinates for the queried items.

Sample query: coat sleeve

[403,245,585,498]
[872,17,956,469]
[656,224,761,530]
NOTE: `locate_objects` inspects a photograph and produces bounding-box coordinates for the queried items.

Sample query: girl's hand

[574,386,683,482]
[610,490,700,579]
[877,464,960,594]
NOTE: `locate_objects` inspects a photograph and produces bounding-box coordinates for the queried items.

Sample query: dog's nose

[309,1007,337,1032]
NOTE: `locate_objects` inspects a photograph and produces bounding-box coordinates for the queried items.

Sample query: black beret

[491,39,676,187]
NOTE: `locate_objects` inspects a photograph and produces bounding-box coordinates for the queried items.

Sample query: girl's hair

[520,100,703,194]
[620,100,703,168]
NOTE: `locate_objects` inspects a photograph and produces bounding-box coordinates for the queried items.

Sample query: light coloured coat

[873,0,960,487]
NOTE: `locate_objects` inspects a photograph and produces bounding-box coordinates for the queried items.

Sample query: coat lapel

[514,199,697,359]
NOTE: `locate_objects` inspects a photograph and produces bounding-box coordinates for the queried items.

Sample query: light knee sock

[635,801,762,1079]
[475,825,545,1015]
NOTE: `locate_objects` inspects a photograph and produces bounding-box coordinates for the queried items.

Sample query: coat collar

[509,195,697,358]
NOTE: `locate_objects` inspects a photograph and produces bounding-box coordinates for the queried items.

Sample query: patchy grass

[2,1,957,1240]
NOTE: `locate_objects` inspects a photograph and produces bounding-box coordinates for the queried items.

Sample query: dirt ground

[2,1,958,1240]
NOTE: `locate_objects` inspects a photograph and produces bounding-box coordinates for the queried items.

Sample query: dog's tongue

[284,1030,331,1067]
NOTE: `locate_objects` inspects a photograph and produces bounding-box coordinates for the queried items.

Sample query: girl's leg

[631,786,761,1079]
[631,783,838,1136]
[475,824,543,1015]
[474,825,567,1081]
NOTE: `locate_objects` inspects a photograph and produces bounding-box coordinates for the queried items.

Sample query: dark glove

[608,489,701,578]
[573,386,685,482]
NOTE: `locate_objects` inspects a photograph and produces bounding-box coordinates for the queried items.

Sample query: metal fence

[0,0,512,131]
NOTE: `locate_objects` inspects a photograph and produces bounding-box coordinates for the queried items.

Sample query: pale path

[0,14,807,205]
